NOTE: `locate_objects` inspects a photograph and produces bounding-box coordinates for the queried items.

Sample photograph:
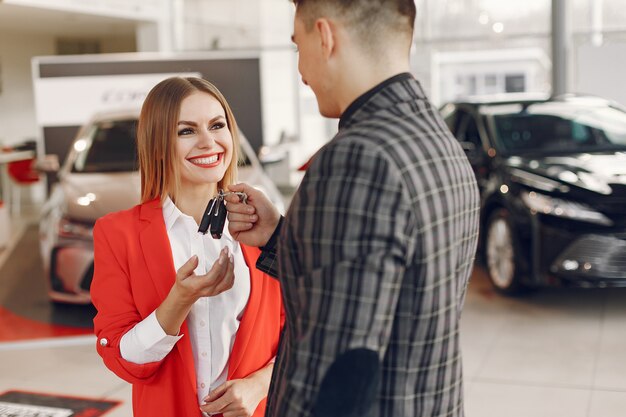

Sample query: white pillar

[135,1,174,53]
[259,0,298,147]
[551,0,571,96]
[591,0,604,47]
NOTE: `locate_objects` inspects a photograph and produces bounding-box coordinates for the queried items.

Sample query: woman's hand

[200,363,274,417]
[200,378,263,417]
[155,247,234,336]
[172,247,234,305]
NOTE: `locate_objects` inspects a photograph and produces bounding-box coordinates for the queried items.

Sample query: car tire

[485,208,526,295]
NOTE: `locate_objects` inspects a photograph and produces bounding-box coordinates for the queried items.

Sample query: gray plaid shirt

[259,74,480,417]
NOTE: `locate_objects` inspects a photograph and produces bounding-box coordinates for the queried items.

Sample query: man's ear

[315,18,336,60]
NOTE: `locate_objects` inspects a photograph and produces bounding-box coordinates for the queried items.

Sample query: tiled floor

[463,268,626,417]
[2,219,626,416]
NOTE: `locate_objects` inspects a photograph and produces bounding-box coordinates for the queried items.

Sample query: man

[225,1,480,416]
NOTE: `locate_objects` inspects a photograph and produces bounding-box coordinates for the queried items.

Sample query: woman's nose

[197,129,216,148]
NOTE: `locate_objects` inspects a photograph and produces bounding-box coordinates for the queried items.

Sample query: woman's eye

[210,122,226,130]
[177,128,194,136]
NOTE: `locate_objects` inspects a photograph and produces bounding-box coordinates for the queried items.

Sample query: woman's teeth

[190,155,219,165]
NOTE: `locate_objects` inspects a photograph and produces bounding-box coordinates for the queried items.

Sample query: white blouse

[119,197,251,407]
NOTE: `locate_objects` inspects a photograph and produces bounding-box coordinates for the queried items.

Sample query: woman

[91,77,283,417]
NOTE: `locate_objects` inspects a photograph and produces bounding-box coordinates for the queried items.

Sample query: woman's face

[176,91,233,189]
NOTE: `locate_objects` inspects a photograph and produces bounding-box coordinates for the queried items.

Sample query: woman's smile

[187,153,223,168]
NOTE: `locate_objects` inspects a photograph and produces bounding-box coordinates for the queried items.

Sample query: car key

[198,197,217,236]
[198,190,248,238]
[209,198,228,239]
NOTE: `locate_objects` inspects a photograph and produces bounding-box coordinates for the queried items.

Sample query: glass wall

[413,0,626,105]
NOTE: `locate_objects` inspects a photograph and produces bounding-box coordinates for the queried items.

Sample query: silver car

[39,109,284,304]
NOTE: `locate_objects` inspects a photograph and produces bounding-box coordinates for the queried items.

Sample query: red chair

[7,158,39,216]
[0,200,9,248]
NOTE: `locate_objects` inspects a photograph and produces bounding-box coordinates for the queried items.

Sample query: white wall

[0,30,135,148]
[576,43,626,107]
[0,30,55,147]
[181,0,261,50]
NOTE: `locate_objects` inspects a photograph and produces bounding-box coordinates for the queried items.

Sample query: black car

[440,94,626,294]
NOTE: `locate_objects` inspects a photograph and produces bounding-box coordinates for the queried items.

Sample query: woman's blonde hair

[137,77,240,203]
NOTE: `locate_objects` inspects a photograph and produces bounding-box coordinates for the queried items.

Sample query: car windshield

[488,102,626,155]
[71,119,138,173]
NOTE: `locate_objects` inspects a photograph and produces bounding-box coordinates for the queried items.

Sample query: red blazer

[91,199,284,417]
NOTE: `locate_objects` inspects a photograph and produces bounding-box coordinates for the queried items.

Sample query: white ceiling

[0,3,137,37]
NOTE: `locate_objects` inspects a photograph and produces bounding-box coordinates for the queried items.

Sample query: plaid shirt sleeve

[255,216,284,278]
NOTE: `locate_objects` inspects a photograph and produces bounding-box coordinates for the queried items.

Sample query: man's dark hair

[292,0,416,48]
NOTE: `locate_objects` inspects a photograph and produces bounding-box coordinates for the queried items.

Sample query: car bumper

[533,217,626,287]
[551,234,626,287]
[48,242,94,304]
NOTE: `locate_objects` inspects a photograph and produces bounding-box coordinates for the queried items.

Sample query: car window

[461,115,481,146]
[492,105,626,154]
[455,110,482,148]
[72,119,138,173]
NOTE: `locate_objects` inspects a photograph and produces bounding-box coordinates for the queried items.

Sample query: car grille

[551,234,626,279]
[595,194,626,223]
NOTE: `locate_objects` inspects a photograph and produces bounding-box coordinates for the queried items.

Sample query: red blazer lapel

[138,199,176,301]
[228,244,264,379]
[138,199,196,393]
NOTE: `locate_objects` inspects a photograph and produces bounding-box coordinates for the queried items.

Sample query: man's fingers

[226,183,250,194]
[227,208,255,234]
[228,212,257,224]
[229,222,254,233]
[224,193,245,204]
[176,255,198,281]
[225,198,255,214]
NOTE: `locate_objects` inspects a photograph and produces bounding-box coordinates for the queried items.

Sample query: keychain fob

[198,190,247,239]
[210,199,228,239]
[198,197,217,236]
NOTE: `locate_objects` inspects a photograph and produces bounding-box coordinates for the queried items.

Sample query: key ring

[219,190,248,204]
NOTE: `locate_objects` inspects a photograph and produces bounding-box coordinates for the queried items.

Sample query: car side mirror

[35,154,60,173]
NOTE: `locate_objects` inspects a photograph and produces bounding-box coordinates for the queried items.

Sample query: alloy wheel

[486,216,516,290]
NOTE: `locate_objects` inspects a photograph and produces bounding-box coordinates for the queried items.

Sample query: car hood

[505,151,626,197]
[61,172,141,222]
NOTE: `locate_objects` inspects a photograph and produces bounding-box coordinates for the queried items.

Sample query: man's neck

[337,61,410,115]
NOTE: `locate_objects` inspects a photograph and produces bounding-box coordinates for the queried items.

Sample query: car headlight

[58,217,94,240]
[521,191,613,226]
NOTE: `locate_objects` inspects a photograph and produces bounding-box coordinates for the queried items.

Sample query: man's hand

[224,183,281,247]
[200,377,265,417]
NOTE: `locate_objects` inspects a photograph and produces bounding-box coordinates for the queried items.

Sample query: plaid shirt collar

[339,72,427,131]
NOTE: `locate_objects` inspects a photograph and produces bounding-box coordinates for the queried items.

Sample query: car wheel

[485,208,525,295]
